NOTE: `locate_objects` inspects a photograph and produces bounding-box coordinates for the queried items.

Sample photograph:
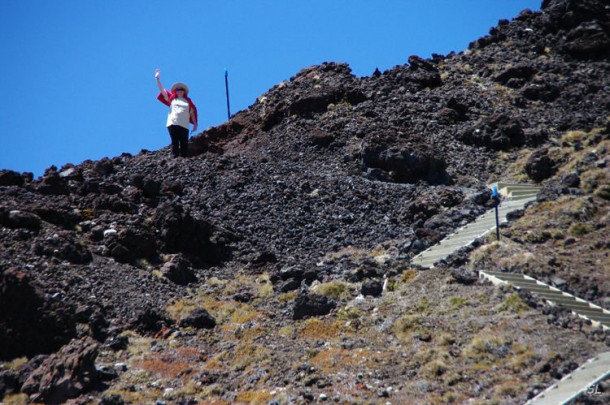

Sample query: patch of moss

[298,318,346,340]
[229,304,264,324]
[231,344,273,372]
[309,348,372,374]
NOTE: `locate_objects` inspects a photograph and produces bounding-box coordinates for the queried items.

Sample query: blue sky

[1,0,541,177]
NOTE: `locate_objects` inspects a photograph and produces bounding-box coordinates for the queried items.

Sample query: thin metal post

[224,69,231,120]
[493,186,500,241]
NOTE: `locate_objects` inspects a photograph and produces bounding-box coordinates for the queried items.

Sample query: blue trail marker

[492,186,500,240]
[224,69,231,120]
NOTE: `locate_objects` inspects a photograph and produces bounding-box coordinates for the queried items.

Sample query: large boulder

[0,170,25,187]
[21,337,100,403]
[0,268,77,360]
[104,227,157,264]
[153,202,232,265]
[458,113,525,151]
[0,209,41,231]
[161,254,197,285]
[362,140,448,184]
[525,148,558,182]
[179,308,216,329]
[32,231,92,264]
[293,294,336,320]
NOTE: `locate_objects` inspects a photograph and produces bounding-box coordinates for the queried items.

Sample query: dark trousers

[168,125,189,157]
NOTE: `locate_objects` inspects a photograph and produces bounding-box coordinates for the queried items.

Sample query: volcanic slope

[1,0,609,403]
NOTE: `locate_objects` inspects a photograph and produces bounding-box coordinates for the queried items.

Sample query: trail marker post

[224,69,231,120]
[493,186,500,241]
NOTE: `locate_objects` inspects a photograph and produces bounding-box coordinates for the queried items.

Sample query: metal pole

[493,186,500,241]
[224,69,231,120]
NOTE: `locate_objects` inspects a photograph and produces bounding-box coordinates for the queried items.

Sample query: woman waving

[155,68,198,157]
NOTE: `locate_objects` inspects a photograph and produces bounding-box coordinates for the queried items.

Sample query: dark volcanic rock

[0,268,77,360]
[361,279,383,297]
[0,170,25,187]
[33,168,69,195]
[293,294,336,320]
[362,139,448,184]
[154,202,232,265]
[459,113,525,151]
[130,307,174,334]
[21,337,100,404]
[161,254,197,285]
[494,64,536,84]
[561,172,581,188]
[525,148,558,182]
[0,2,609,401]
[0,370,17,397]
[450,267,480,285]
[32,231,92,264]
[179,308,216,329]
[105,228,157,264]
[0,209,41,231]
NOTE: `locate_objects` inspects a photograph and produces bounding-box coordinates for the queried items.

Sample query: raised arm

[155,68,169,102]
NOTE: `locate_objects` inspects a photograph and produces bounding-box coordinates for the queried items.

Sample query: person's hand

[155,68,160,79]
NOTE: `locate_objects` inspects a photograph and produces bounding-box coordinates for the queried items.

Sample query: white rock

[103,229,118,238]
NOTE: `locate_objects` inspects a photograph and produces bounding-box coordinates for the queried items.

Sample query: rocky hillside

[1,0,609,403]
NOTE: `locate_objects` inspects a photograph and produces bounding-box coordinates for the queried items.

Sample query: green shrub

[569,223,594,236]
[316,281,349,299]
[594,184,610,200]
[498,293,529,313]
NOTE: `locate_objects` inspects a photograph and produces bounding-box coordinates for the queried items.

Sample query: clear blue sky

[0,0,541,177]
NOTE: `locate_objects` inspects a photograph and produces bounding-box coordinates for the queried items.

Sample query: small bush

[316,281,350,299]
[235,390,272,404]
[498,293,529,313]
[402,268,417,283]
[561,130,587,145]
[392,314,423,341]
[421,360,448,378]
[438,332,456,346]
[449,296,467,309]
[298,318,345,340]
[465,334,509,362]
[337,305,362,321]
[595,184,610,200]
[569,223,594,236]
[582,169,609,192]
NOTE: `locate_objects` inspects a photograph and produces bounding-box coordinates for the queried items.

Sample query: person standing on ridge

[155,68,198,158]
